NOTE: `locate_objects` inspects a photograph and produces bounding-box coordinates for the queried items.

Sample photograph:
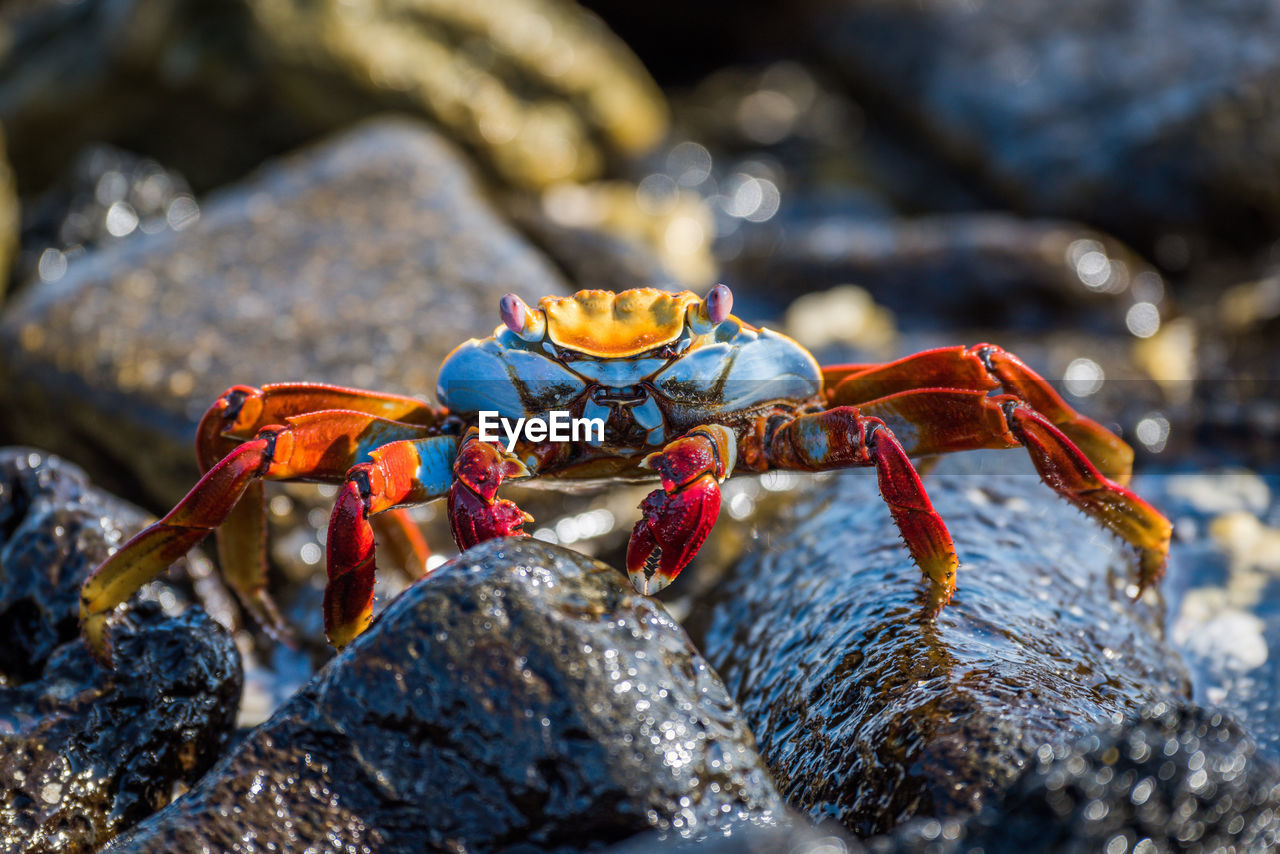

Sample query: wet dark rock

[0,0,665,193]
[0,117,571,509]
[0,448,242,853]
[803,0,1280,249]
[607,817,861,853]
[111,538,783,853]
[880,703,1280,853]
[696,462,1191,836]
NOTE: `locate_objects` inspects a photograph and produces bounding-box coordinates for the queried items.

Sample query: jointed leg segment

[758,407,959,613]
[826,343,1133,483]
[82,383,451,662]
[324,434,462,648]
[821,348,1170,594]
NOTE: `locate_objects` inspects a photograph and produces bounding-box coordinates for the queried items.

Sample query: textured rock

[882,703,1280,853]
[804,0,1280,247]
[111,538,783,852]
[697,462,1191,836]
[0,448,242,853]
[607,819,862,854]
[0,118,571,507]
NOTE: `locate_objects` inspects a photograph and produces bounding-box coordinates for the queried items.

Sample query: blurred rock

[880,703,1280,853]
[782,285,896,355]
[667,61,982,218]
[725,211,1166,335]
[802,0,1280,250]
[111,538,783,852]
[532,180,715,288]
[0,126,15,302]
[696,462,1191,836]
[0,448,241,853]
[13,145,198,296]
[0,0,666,193]
[249,0,667,189]
[1143,471,1280,758]
[0,117,571,509]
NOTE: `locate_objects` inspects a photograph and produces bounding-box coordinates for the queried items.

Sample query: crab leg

[625,426,737,595]
[194,383,450,635]
[825,344,1133,483]
[758,407,959,614]
[325,434,465,649]
[80,412,438,663]
[856,388,1170,587]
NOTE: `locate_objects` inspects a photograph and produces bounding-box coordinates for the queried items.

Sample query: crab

[80,285,1171,662]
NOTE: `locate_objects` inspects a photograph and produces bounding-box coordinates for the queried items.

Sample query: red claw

[448,484,532,548]
[447,432,532,550]
[626,473,721,595]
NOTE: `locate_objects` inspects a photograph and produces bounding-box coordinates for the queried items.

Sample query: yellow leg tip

[325,609,372,651]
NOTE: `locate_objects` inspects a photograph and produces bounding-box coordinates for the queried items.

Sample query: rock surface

[0,118,572,508]
[696,462,1191,836]
[110,538,783,852]
[0,448,241,853]
[882,703,1280,853]
[607,819,861,853]
[804,0,1280,247]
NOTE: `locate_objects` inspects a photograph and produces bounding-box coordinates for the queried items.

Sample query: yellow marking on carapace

[538,288,703,358]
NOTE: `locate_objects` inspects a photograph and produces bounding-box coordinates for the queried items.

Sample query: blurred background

[0,0,1278,745]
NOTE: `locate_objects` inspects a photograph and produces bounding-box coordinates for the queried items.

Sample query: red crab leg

[325,434,464,649]
[446,429,533,553]
[80,412,438,664]
[825,344,1133,484]
[756,408,959,614]
[194,383,449,635]
[625,425,737,595]
[856,388,1171,588]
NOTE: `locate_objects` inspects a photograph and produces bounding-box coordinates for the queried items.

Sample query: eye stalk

[500,293,547,341]
[688,283,734,334]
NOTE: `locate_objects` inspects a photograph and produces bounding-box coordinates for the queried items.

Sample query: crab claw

[448,433,533,549]
[626,473,721,595]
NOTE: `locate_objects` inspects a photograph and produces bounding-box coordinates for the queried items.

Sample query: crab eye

[687,284,734,333]
[500,293,547,341]
[706,284,733,324]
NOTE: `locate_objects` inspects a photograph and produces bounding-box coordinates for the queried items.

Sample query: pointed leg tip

[626,566,674,597]
[918,575,955,620]
[325,611,371,651]
[80,615,115,669]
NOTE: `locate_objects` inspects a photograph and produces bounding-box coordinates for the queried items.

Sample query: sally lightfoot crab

[80,285,1171,662]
